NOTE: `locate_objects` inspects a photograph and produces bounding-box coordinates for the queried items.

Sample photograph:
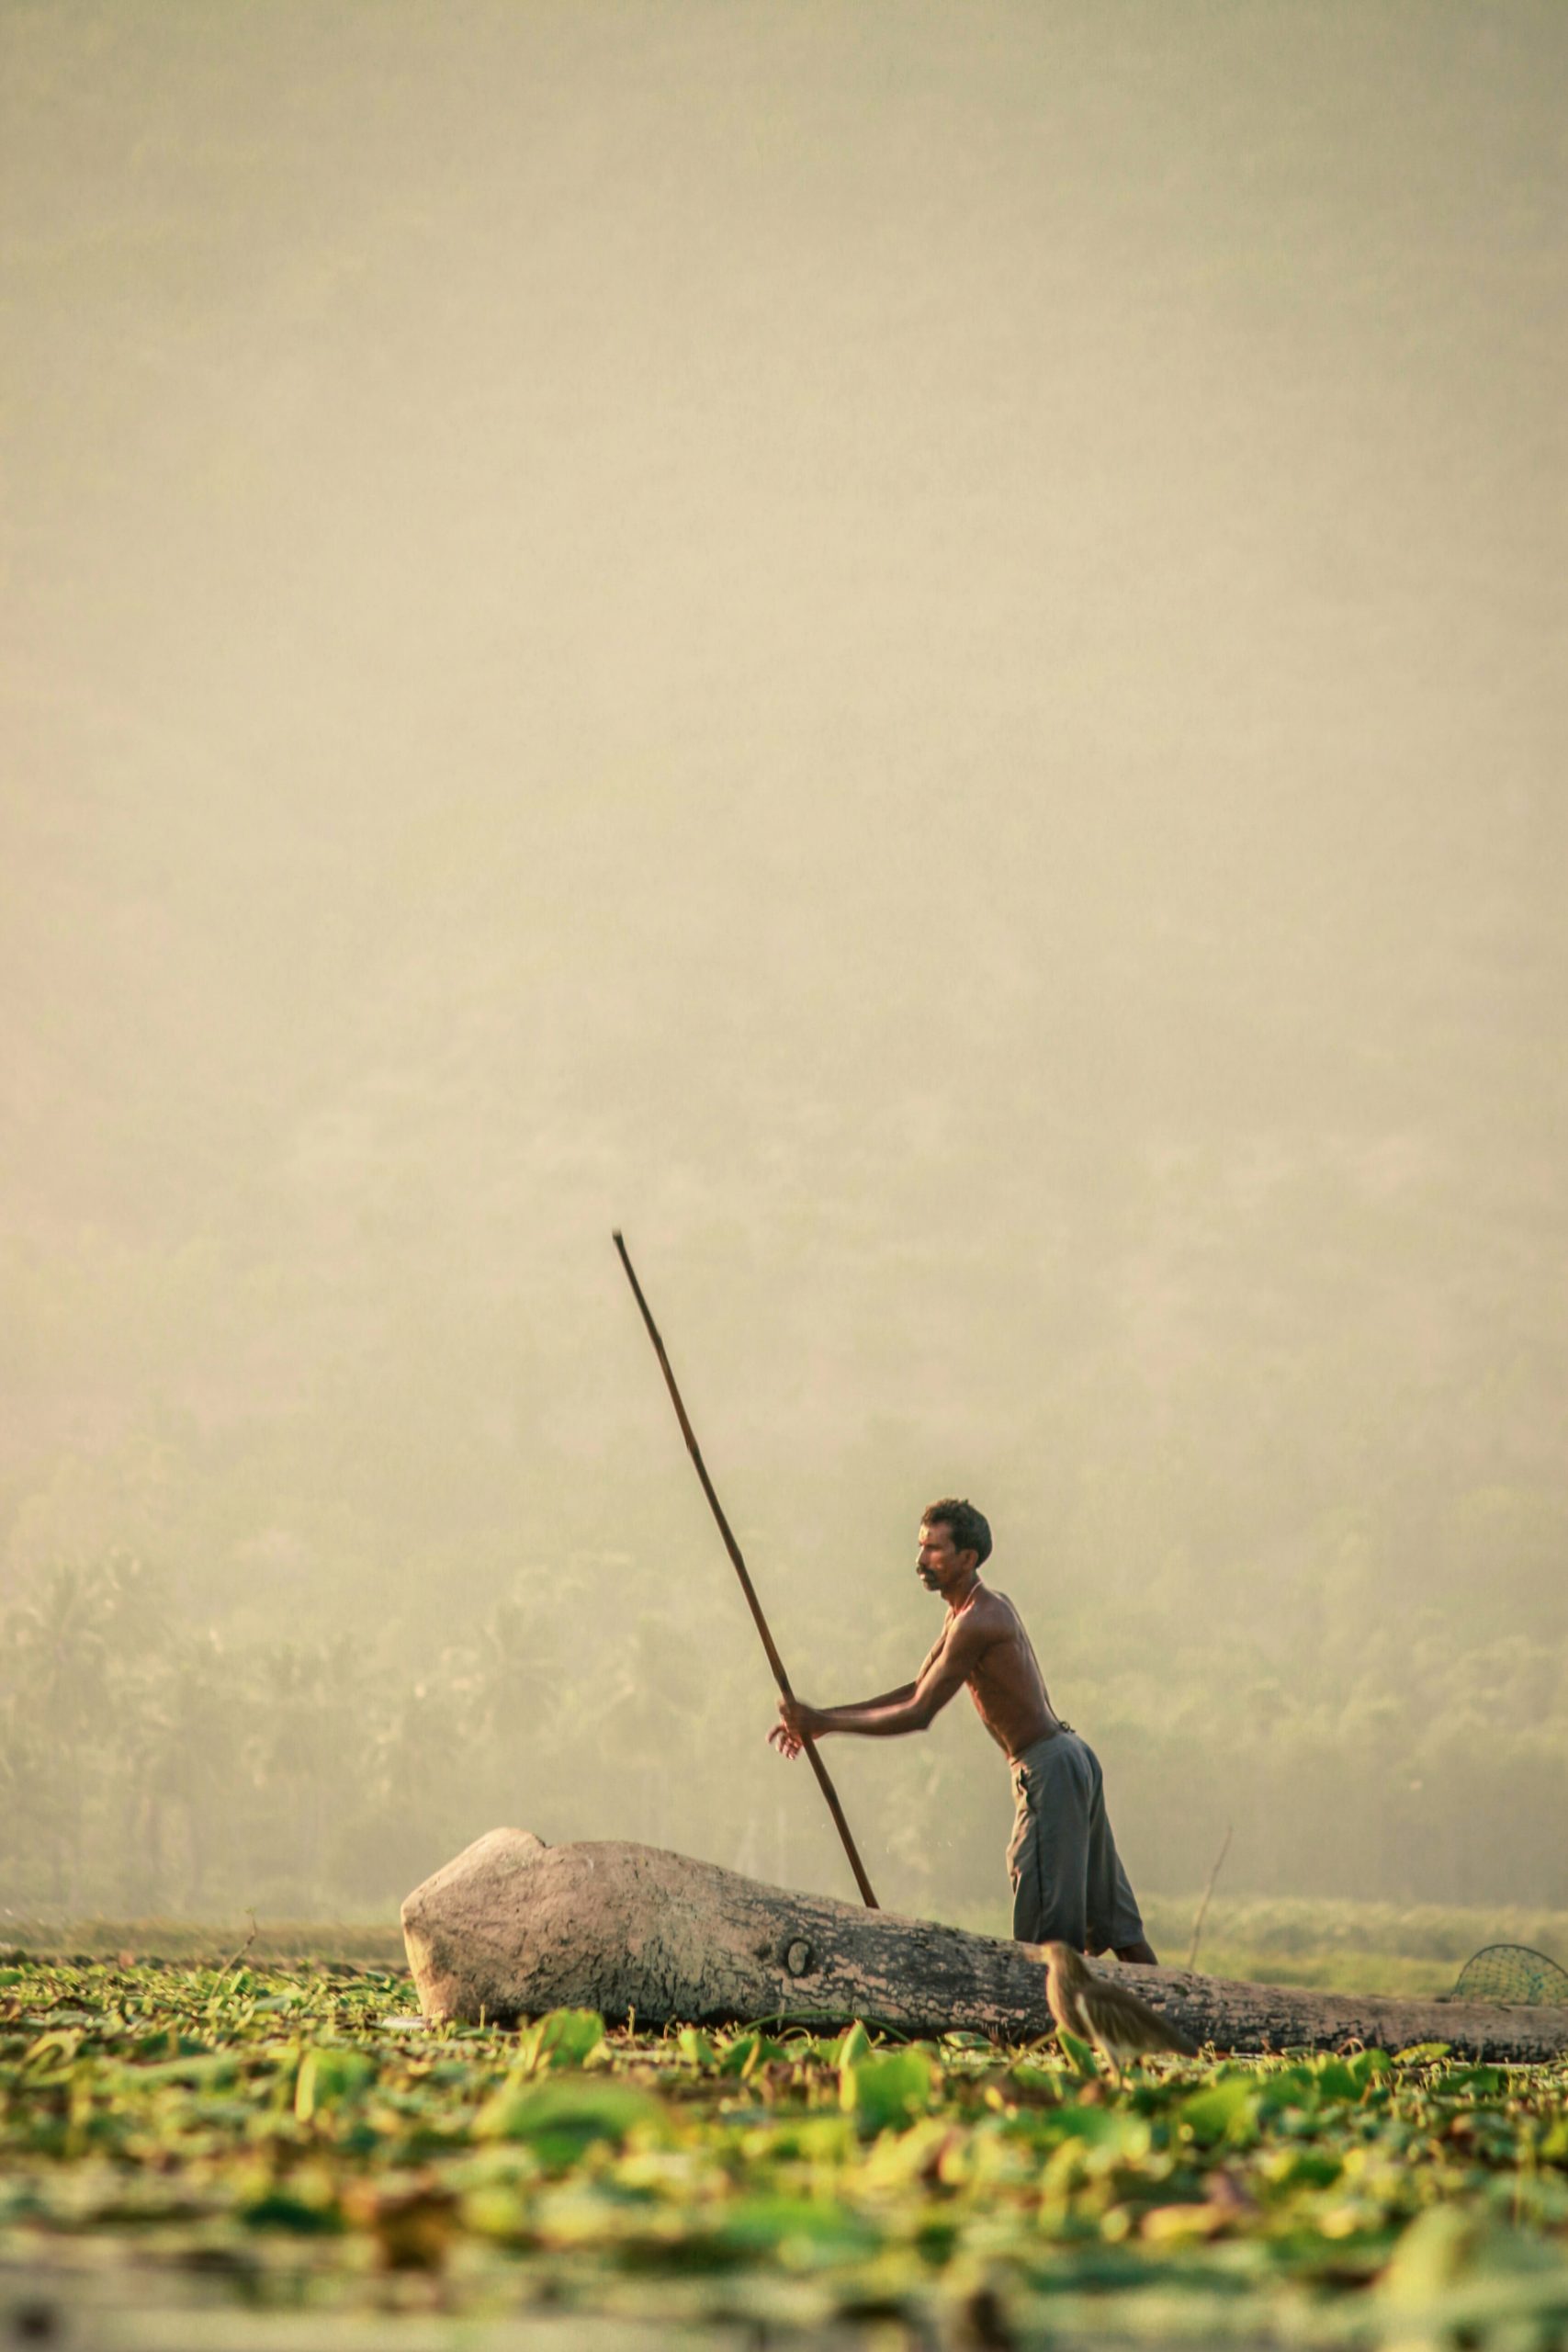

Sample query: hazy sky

[11,25,1561,1025]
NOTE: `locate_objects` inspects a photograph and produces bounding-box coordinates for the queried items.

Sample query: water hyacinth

[4,1954,1568,2344]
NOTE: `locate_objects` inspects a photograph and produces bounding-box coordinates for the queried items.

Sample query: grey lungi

[1007,1729,1145,1951]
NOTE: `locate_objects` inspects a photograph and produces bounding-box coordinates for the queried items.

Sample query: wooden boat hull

[400,1830,1568,2062]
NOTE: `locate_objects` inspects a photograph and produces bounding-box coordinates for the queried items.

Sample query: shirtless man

[769,1497,1157,1962]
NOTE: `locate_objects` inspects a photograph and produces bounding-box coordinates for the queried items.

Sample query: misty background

[3,1,1564,1931]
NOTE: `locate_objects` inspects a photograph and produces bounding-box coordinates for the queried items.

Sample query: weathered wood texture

[401,1831,1568,2062]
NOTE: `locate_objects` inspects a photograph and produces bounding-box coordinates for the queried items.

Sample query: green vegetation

[4,1957,1568,2346]
[2,1919,407,1971]
[1134,1900,1568,2002]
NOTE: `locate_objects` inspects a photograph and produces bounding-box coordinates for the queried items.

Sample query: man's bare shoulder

[956,1586,1025,1640]
[971,1587,1032,1637]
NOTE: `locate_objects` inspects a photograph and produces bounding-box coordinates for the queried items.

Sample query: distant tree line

[4,1549,1565,1925]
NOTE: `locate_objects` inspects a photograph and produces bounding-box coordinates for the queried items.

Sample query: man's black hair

[921,1497,992,1566]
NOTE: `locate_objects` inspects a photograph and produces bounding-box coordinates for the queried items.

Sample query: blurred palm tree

[7,1561,118,1905]
[0,1698,55,1893]
[118,1633,241,1909]
[471,1568,589,1751]
[250,1636,371,1891]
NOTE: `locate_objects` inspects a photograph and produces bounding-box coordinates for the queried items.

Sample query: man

[768,1498,1157,1962]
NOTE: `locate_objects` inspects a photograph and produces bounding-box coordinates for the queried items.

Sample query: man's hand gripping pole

[612,1230,879,1909]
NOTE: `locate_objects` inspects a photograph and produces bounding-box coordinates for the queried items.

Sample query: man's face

[916,1521,976,1596]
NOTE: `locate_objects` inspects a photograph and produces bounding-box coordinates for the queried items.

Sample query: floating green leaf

[840,2047,933,2135]
[1180,2072,1260,2145]
[513,2007,605,2075]
[474,2075,668,2166]
[295,2046,376,2120]
[1054,2025,1100,2081]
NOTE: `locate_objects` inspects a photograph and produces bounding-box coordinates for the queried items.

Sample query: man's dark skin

[769,1516,1159,1965]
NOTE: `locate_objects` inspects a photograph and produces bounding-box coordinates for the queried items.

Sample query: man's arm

[823,1683,919,1714]
[767,1683,917,1759]
[775,1622,988,1747]
[769,1637,947,1757]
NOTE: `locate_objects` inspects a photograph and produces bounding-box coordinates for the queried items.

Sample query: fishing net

[1448,1943,1568,2005]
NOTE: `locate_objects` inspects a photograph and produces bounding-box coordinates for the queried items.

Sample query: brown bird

[1042,1942,1197,2077]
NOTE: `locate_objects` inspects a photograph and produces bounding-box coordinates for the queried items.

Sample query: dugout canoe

[400,1830,1568,2064]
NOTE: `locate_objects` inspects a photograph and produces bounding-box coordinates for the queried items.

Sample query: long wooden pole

[612,1231,879,1909]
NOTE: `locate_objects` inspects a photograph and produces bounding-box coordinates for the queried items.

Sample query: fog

[3,1,1564,1930]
